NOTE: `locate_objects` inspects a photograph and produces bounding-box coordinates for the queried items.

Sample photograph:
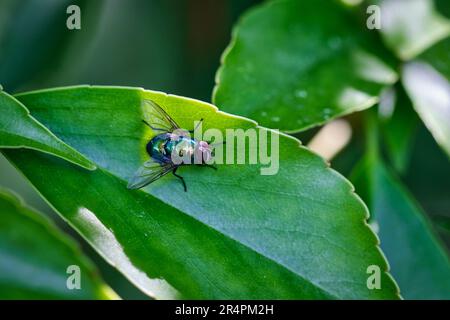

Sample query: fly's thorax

[169,136,196,164]
[169,137,212,165]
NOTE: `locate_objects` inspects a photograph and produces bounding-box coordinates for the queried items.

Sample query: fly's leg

[172,167,187,192]
[189,118,204,134]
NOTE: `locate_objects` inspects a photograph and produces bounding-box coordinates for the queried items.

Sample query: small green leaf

[402,38,450,158]
[372,0,450,60]
[213,0,398,132]
[0,188,117,299]
[3,85,400,299]
[352,157,450,299]
[0,90,96,170]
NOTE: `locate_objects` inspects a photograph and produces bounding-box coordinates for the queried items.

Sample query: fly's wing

[127,159,175,189]
[142,99,179,133]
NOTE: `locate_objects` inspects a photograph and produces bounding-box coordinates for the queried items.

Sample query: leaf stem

[364,108,380,162]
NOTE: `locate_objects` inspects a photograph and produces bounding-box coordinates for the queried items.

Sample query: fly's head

[195,141,212,163]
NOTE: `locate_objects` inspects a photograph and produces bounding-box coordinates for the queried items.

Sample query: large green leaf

[0,90,95,170]
[0,188,116,299]
[402,38,450,158]
[213,0,398,132]
[372,0,450,60]
[352,156,450,299]
[2,85,400,299]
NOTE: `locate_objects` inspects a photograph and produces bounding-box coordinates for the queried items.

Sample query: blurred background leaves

[379,84,419,173]
[0,0,260,100]
[0,188,116,299]
[351,112,450,299]
[403,38,450,158]
[0,0,100,92]
[370,0,450,60]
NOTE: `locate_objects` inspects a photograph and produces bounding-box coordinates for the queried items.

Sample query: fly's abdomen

[167,137,197,164]
[146,134,197,164]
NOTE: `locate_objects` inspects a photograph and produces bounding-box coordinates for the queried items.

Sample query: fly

[127,100,216,192]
